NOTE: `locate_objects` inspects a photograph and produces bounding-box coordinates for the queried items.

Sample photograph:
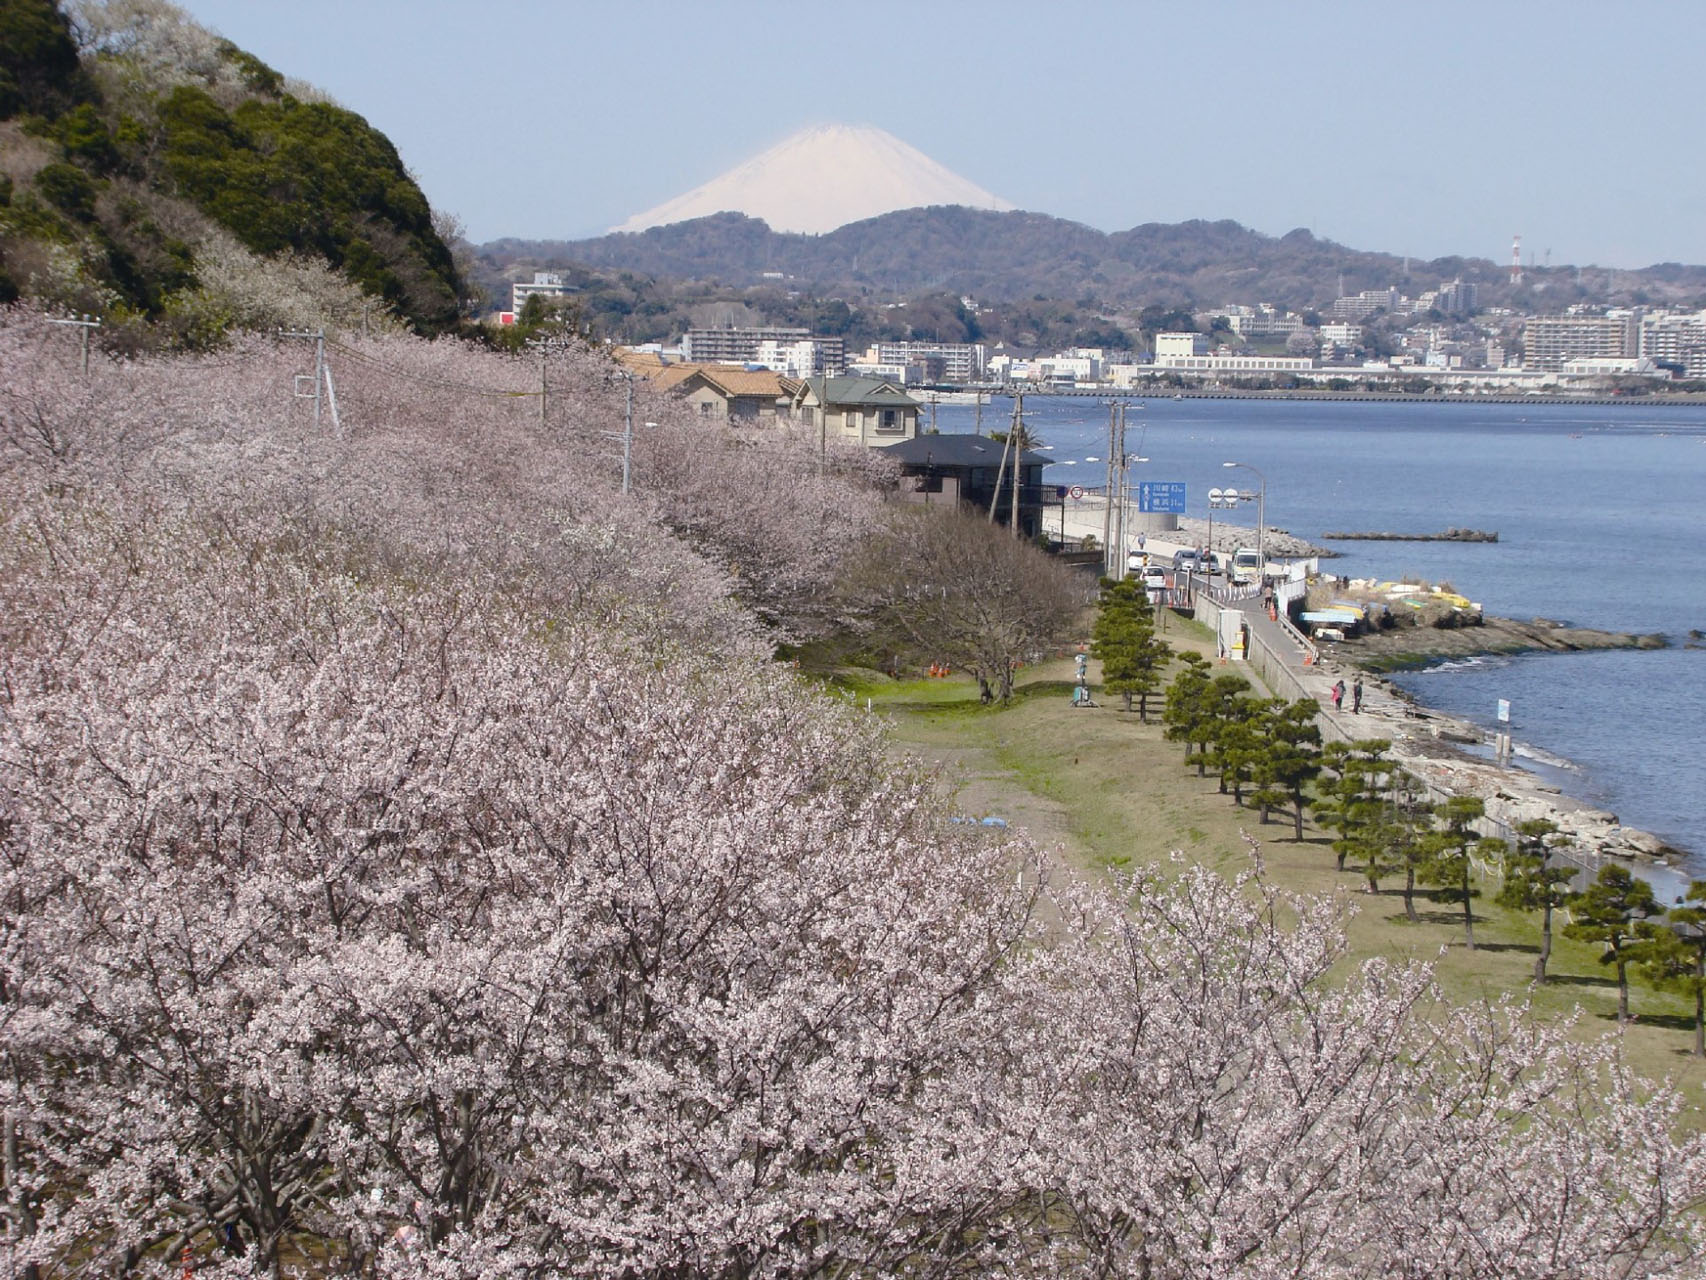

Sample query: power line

[325,338,537,399]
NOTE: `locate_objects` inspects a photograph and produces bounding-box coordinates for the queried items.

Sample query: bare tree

[842,508,1087,701]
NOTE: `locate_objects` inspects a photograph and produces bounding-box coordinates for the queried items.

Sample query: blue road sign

[1138,481,1186,514]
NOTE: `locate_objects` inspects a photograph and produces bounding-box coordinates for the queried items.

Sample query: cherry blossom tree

[7,303,1706,1279]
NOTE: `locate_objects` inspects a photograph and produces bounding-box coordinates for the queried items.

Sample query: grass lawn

[826,614,1706,1109]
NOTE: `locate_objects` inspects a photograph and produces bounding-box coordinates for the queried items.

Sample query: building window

[878,409,899,433]
[699,402,715,416]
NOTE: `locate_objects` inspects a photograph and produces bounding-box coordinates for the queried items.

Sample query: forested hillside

[0,0,463,344]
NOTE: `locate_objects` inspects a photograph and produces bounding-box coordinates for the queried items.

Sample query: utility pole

[1105,401,1119,559]
[989,396,1016,526]
[47,314,101,374]
[1009,390,1024,536]
[602,373,635,495]
[282,329,334,431]
[322,360,341,435]
[621,374,632,495]
[527,339,548,427]
[1112,403,1129,577]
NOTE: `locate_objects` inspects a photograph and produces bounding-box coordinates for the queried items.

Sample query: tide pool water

[928,395,1706,863]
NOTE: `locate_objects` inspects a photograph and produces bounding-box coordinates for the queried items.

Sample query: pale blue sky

[167,0,1703,268]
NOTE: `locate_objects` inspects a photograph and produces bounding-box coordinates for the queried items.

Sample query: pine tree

[1420,795,1500,950]
[1090,576,1168,716]
[1249,698,1323,839]
[1565,864,1660,1021]
[1637,881,1706,1056]
[1493,818,1576,981]
[1217,695,1282,807]
[1162,653,1220,775]
[1313,739,1398,874]
[1199,676,1257,794]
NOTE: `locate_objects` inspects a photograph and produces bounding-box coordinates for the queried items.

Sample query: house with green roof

[789,376,919,446]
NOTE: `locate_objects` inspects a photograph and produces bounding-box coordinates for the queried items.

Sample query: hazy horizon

[167,0,1705,271]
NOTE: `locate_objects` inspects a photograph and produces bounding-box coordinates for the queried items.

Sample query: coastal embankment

[1056,497,1689,877]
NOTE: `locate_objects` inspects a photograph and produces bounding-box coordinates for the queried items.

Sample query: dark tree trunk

[1695,968,1704,1059]
[1462,866,1475,950]
[1536,902,1553,982]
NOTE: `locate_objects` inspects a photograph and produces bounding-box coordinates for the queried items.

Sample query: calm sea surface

[929,395,1706,865]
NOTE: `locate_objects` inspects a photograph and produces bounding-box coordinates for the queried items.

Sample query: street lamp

[1222,460,1267,577]
[1205,484,1240,576]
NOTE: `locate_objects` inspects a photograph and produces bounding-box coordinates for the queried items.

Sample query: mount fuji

[611,124,1015,237]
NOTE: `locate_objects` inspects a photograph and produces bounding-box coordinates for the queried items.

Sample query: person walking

[1331,679,1345,711]
[1352,678,1364,713]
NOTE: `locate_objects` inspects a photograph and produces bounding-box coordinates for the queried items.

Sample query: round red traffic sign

[1068,485,1085,500]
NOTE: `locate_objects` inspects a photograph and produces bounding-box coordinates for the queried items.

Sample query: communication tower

[1510,234,1523,285]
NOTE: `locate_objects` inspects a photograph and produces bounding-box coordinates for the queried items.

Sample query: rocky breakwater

[1321,527,1498,543]
[1343,613,1668,673]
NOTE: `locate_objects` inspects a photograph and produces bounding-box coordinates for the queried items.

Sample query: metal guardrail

[1273,611,1320,667]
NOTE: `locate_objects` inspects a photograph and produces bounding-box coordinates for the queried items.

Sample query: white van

[1231,547,1262,584]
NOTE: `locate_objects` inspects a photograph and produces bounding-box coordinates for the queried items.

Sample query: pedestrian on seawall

[1352,678,1363,714]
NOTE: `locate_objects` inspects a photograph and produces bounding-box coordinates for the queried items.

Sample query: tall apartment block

[682,327,845,374]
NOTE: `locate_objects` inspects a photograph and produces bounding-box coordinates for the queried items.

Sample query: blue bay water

[928,396,1706,864]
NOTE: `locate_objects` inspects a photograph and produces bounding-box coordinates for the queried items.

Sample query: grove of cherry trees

[5,306,1706,1277]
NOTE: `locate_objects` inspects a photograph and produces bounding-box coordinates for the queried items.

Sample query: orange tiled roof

[613,349,672,369]
[648,363,705,391]
[689,367,792,398]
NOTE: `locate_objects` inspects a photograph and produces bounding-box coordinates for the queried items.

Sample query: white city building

[1154,332,1211,361]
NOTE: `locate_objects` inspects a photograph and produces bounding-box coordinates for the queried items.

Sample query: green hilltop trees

[0,0,462,339]
[156,84,460,328]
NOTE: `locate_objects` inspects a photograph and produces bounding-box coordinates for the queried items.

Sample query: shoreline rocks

[1314,642,1689,875]
[1368,696,1689,869]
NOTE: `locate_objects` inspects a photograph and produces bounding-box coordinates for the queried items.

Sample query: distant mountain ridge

[483,208,1706,312]
[486,209,1488,311]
